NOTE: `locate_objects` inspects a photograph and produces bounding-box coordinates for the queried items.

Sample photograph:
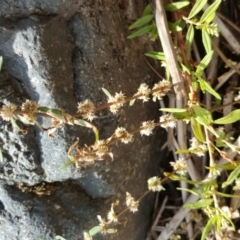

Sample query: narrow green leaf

[129,14,154,30]
[186,24,195,51]
[200,0,221,23]
[177,187,200,196]
[164,1,190,12]
[192,105,213,126]
[188,0,208,19]
[180,63,191,74]
[142,4,152,16]
[191,117,205,142]
[89,226,101,236]
[10,118,21,131]
[38,106,50,113]
[201,216,217,240]
[0,56,3,72]
[59,159,75,170]
[222,163,240,188]
[127,25,153,39]
[129,99,136,106]
[196,51,213,76]
[145,51,165,61]
[214,109,240,124]
[217,160,240,170]
[184,198,213,209]
[202,30,212,54]
[74,119,90,127]
[160,108,187,113]
[215,191,240,198]
[102,87,112,98]
[198,79,221,99]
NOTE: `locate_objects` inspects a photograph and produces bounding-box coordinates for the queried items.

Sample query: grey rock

[0,0,166,239]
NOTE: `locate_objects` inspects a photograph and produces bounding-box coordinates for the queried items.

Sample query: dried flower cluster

[74,140,112,168]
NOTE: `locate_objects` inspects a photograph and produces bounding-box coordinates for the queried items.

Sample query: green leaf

[59,159,75,170]
[129,14,154,30]
[192,105,213,126]
[10,118,21,131]
[168,19,185,32]
[188,0,208,19]
[0,56,3,72]
[102,87,112,98]
[214,109,240,124]
[145,51,165,61]
[38,106,50,113]
[196,51,213,76]
[142,4,152,16]
[89,226,101,236]
[184,198,213,209]
[186,24,195,51]
[198,79,221,99]
[191,117,205,142]
[200,0,221,23]
[217,160,240,170]
[177,187,200,196]
[164,1,190,12]
[215,191,240,198]
[129,99,136,106]
[127,25,153,39]
[202,30,212,53]
[201,216,217,240]
[160,108,187,113]
[222,163,240,188]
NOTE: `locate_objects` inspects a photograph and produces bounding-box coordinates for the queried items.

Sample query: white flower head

[160,114,176,128]
[107,204,118,223]
[135,83,151,102]
[126,192,139,213]
[140,120,155,136]
[170,158,187,175]
[152,80,171,100]
[148,176,165,192]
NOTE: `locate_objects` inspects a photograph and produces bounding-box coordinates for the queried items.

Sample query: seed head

[0,103,17,121]
[126,192,139,213]
[140,120,155,136]
[148,176,165,192]
[135,83,151,102]
[159,114,176,128]
[114,127,133,144]
[152,80,171,100]
[77,100,96,121]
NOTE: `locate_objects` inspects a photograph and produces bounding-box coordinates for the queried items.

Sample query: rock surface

[0,1,166,239]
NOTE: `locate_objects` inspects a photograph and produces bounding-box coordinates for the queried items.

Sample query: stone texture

[0,0,166,239]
